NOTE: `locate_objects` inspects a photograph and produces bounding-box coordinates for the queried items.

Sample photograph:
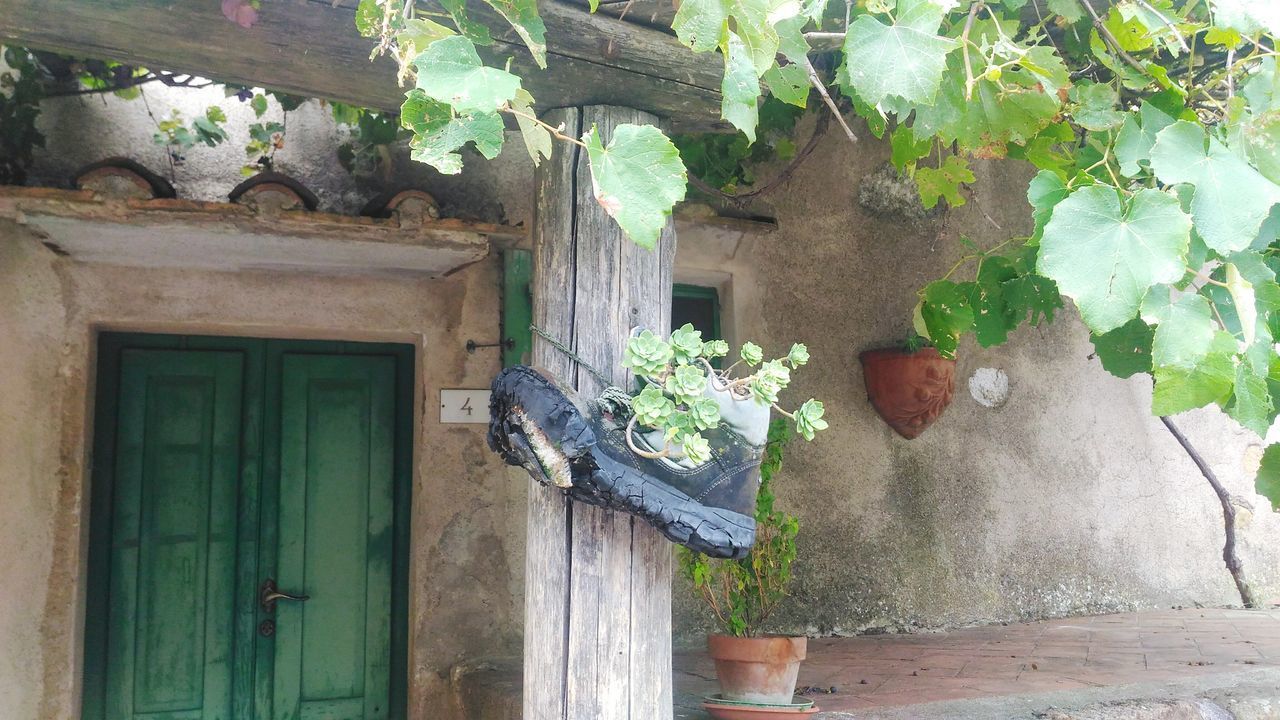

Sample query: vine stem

[1159,416,1257,608]
[686,111,831,204]
[802,57,858,145]
[500,106,588,149]
[1079,0,1149,76]
[961,1,984,100]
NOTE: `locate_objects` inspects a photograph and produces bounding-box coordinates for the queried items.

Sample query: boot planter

[701,635,815,718]
[859,347,955,439]
[488,325,828,558]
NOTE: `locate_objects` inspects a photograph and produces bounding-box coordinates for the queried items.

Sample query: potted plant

[678,419,807,707]
[489,325,827,560]
[859,335,956,439]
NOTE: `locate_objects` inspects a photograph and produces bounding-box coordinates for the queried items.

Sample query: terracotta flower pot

[707,634,807,705]
[859,347,956,439]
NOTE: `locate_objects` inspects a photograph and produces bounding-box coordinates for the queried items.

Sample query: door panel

[272,355,396,720]
[105,350,243,720]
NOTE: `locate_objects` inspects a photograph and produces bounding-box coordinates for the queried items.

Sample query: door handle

[260,578,310,612]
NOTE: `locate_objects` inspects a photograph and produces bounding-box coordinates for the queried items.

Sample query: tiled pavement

[673,608,1280,716]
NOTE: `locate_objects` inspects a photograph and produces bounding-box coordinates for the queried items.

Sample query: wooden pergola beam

[0,0,728,132]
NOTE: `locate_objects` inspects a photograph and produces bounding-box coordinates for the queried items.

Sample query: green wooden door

[102,350,244,720]
[271,355,396,720]
[86,336,410,720]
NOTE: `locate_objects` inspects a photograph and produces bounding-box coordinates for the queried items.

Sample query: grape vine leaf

[1070,82,1126,131]
[1139,289,1215,369]
[510,88,552,166]
[916,155,974,209]
[480,0,547,68]
[762,63,809,108]
[913,56,1060,157]
[1149,120,1280,254]
[890,125,932,171]
[1038,186,1191,334]
[1211,0,1280,37]
[1002,273,1063,326]
[672,0,728,52]
[439,0,493,45]
[401,90,504,174]
[962,257,1019,347]
[1046,0,1084,23]
[584,123,688,249]
[1090,318,1154,378]
[726,0,782,75]
[1243,57,1280,113]
[413,36,521,114]
[721,31,762,142]
[919,280,975,357]
[1151,331,1237,416]
[838,0,958,106]
[1257,443,1280,511]
[1027,169,1068,242]
[395,18,456,78]
[1115,102,1175,177]
[1228,363,1274,436]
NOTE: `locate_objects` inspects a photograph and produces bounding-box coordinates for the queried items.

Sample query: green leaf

[838,0,958,106]
[1140,289,1215,369]
[584,123,688,249]
[916,155,974,209]
[250,93,268,118]
[510,88,552,167]
[720,31,761,142]
[355,0,383,36]
[912,56,1061,156]
[1211,0,1280,37]
[890,124,932,171]
[439,0,493,45]
[480,0,547,67]
[1038,186,1192,333]
[1149,120,1280,254]
[1243,57,1280,114]
[1070,82,1126,131]
[1046,0,1084,23]
[1114,102,1175,177]
[1027,169,1068,242]
[1228,363,1274,436]
[762,63,809,108]
[413,35,521,113]
[1256,443,1280,511]
[673,0,728,52]
[920,280,975,357]
[395,18,457,75]
[1151,332,1237,415]
[402,90,504,174]
[1002,273,1063,326]
[1091,318,1154,378]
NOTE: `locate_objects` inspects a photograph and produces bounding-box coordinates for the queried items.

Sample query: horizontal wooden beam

[0,0,728,132]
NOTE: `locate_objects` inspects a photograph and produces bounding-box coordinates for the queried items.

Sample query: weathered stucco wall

[673,118,1280,638]
[5,81,1280,719]
[0,222,528,719]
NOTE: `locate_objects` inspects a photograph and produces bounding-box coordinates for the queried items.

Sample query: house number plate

[440,389,491,424]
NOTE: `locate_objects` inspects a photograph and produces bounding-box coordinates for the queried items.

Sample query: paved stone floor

[674,608,1280,717]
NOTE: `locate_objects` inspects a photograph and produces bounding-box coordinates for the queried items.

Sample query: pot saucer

[702,695,820,719]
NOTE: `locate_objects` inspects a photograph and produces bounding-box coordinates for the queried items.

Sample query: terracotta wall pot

[707,634,807,704]
[859,347,956,439]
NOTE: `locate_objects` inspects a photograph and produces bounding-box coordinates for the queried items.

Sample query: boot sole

[489,366,756,560]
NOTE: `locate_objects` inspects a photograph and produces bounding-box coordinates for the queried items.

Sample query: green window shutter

[672,283,722,342]
[502,249,533,368]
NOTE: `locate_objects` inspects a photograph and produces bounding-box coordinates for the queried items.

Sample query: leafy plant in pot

[678,419,806,707]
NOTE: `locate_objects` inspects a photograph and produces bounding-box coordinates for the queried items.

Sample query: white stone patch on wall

[968,367,1010,408]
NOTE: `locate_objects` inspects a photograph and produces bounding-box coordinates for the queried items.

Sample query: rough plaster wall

[0,224,527,719]
[0,230,68,720]
[674,119,1280,640]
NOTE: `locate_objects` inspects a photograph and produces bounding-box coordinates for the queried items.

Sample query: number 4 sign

[439,389,492,424]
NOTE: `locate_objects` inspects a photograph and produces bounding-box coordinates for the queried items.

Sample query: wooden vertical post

[527,105,676,720]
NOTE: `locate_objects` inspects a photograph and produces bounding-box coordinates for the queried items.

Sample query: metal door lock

[259,619,275,637]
